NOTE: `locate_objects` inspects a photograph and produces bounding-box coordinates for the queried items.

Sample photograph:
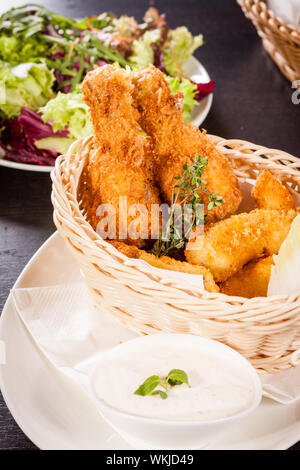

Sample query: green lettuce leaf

[163,27,203,76]
[0,61,55,118]
[0,34,50,64]
[129,29,161,68]
[34,137,75,155]
[40,88,93,140]
[165,76,198,122]
[75,12,116,31]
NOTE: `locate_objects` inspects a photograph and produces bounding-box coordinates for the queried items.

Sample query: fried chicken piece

[220,256,274,298]
[185,209,297,282]
[81,65,160,247]
[133,66,242,222]
[252,170,296,211]
[110,240,219,293]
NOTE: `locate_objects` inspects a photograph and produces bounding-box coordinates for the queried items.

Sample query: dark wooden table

[0,0,299,450]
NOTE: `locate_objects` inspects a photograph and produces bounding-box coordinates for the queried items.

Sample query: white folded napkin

[11,283,137,391]
[268,0,300,28]
[10,283,300,405]
[261,367,300,404]
[135,260,203,288]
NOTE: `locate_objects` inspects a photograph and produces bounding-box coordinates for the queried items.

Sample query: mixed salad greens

[0,4,214,166]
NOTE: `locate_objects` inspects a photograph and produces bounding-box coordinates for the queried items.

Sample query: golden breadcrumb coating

[185,209,297,282]
[220,256,274,298]
[133,66,242,223]
[252,170,296,211]
[81,65,161,247]
[110,241,219,293]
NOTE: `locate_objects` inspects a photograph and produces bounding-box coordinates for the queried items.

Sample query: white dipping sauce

[92,339,257,422]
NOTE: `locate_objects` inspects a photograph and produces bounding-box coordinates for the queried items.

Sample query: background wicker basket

[237,0,300,83]
[51,135,300,373]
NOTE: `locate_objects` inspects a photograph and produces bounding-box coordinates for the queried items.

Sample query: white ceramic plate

[0,56,212,173]
[0,232,300,450]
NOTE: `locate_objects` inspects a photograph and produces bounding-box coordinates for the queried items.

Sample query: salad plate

[0,232,300,450]
[0,157,55,173]
[0,56,212,173]
[0,5,213,173]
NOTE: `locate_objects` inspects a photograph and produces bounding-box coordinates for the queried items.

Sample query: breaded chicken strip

[81,65,160,247]
[110,241,219,293]
[220,256,274,298]
[252,170,296,211]
[133,66,242,222]
[186,209,297,282]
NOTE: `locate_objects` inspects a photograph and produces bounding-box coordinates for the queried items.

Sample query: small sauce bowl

[90,334,262,449]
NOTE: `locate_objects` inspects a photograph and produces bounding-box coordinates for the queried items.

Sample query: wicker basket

[51,135,300,373]
[237,0,300,82]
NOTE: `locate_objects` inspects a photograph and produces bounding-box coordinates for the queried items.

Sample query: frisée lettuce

[166,76,198,123]
[129,30,161,68]
[163,27,203,76]
[39,88,92,140]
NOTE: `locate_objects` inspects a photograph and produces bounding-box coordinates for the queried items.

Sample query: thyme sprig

[152,155,223,257]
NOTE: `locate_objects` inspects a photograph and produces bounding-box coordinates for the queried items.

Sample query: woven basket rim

[238,0,300,38]
[51,134,300,308]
